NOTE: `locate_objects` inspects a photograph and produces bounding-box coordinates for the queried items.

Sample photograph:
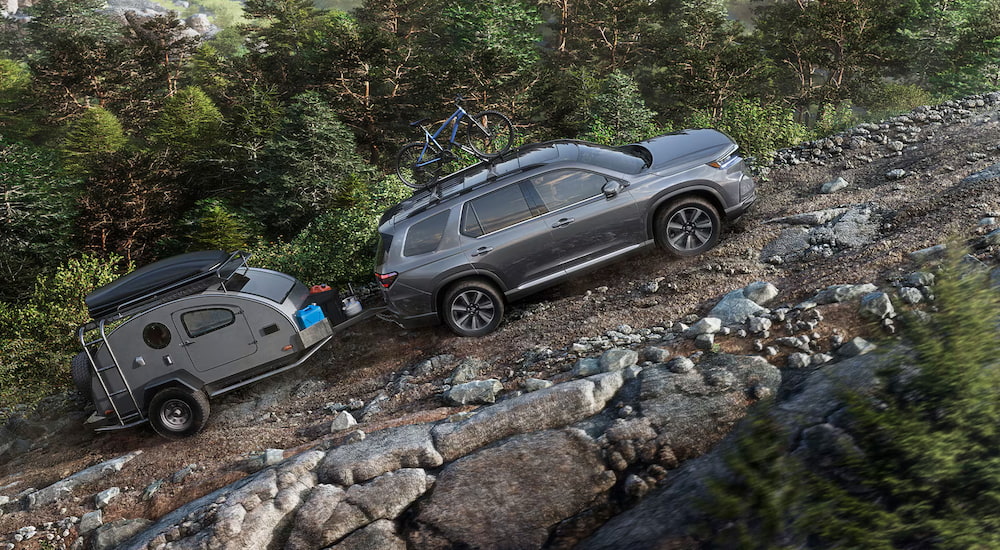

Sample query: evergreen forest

[1,0,1000,406]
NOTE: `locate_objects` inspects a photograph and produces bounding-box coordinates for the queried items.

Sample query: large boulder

[318,423,443,487]
[411,429,616,549]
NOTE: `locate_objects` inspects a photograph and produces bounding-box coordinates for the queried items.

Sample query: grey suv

[374,129,755,336]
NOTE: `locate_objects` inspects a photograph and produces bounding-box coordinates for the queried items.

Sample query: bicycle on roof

[395,95,514,189]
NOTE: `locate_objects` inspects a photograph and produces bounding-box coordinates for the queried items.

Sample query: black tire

[654,197,721,257]
[442,279,504,337]
[71,352,93,397]
[396,142,448,189]
[148,387,210,439]
[466,110,514,158]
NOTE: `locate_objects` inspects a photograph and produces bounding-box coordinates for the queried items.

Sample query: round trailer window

[143,323,172,349]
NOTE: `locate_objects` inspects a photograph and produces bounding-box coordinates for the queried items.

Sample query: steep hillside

[1,94,999,549]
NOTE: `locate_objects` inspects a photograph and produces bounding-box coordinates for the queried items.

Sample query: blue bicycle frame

[412,101,480,169]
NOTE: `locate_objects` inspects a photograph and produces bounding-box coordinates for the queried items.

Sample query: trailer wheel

[148,387,210,439]
[71,352,93,397]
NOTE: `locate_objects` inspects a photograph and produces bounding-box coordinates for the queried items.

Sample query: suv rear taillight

[375,271,398,288]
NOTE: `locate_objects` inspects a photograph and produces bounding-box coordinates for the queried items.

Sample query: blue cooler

[294,304,325,330]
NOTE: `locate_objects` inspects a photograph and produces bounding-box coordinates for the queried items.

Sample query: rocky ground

[2,94,1000,549]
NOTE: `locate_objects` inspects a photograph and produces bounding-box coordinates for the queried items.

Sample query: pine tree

[61,105,127,176]
[150,85,224,158]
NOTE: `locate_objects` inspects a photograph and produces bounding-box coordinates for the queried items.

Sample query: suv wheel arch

[647,187,725,241]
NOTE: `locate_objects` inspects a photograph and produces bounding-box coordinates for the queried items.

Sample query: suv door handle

[551,217,575,228]
[471,246,493,257]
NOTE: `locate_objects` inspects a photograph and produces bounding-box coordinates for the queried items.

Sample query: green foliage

[0,58,40,138]
[151,85,224,157]
[697,408,809,548]
[813,100,858,137]
[0,254,127,407]
[863,82,939,119]
[0,138,79,303]
[249,91,375,237]
[642,0,763,121]
[182,199,255,252]
[61,106,127,176]
[76,150,185,262]
[827,248,1000,548]
[689,98,809,159]
[252,175,408,285]
[584,71,661,145]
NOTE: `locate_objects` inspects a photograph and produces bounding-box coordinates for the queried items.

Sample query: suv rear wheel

[655,197,720,257]
[148,387,210,439]
[442,280,504,337]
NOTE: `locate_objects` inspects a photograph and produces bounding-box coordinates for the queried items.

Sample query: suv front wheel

[655,197,721,257]
[442,280,504,337]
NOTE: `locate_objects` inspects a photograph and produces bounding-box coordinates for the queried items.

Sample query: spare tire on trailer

[71,352,93,397]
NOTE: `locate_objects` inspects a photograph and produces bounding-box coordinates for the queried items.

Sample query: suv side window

[530,170,608,212]
[462,183,534,237]
[404,211,450,256]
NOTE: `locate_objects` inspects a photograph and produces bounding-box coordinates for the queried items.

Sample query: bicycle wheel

[396,142,443,189]
[466,110,514,158]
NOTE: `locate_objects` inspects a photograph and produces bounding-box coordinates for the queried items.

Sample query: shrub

[689,99,809,159]
[61,105,127,177]
[0,254,127,409]
[251,175,409,286]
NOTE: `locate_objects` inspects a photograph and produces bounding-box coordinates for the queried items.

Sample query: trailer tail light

[375,271,398,289]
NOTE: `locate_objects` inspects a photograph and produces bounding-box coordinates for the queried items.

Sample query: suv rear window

[404,211,449,256]
[462,183,534,237]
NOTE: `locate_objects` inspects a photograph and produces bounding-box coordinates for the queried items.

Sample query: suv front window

[462,183,534,237]
[530,170,608,212]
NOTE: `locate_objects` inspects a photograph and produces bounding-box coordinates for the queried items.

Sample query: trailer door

[172,306,258,372]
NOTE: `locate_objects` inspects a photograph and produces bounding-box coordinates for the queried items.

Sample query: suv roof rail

[84,250,250,321]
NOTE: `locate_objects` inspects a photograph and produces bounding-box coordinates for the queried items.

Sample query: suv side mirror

[602,180,623,199]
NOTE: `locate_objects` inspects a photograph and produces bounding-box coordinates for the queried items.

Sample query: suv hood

[633,129,738,171]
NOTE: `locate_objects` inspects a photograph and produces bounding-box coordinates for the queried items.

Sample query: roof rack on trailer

[83,250,250,322]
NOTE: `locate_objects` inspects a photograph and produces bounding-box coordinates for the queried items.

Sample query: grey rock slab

[961,162,1000,184]
[708,289,766,325]
[898,287,923,304]
[984,228,1000,246]
[579,353,886,550]
[684,317,722,337]
[905,271,935,287]
[830,208,879,248]
[820,176,849,193]
[432,373,624,462]
[26,450,142,510]
[79,510,103,534]
[447,357,488,385]
[885,168,908,180]
[860,292,895,320]
[838,337,877,358]
[812,283,877,305]
[330,411,358,432]
[599,348,639,371]
[94,487,120,509]
[91,519,152,550]
[444,379,503,406]
[639,354,781,460]
[787,352,812,369]
[743,281,779,305]
[768,208,848,226]
[287,469,429,549]
[641,346,671,363]
[760,227,811,261]
[572,357,601,377]
[909,243,947,263]
[319,423,443,487]
[326,519,406,550]
[522,378,553,392]
[413,429,615,549]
